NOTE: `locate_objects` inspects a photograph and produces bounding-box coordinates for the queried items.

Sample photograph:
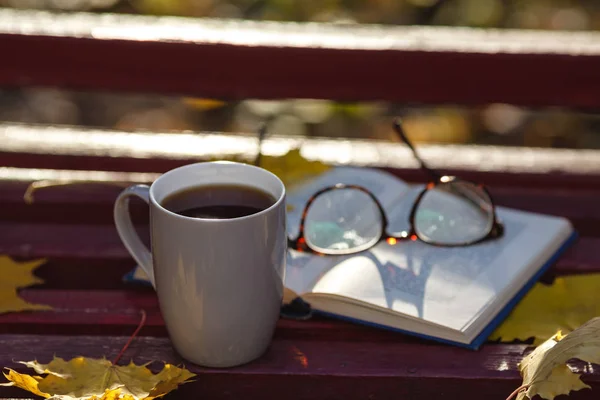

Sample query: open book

[125,167,576,349]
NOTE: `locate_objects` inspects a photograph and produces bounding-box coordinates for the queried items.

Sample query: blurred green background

[3,0,600,29]
[1,0,600,149]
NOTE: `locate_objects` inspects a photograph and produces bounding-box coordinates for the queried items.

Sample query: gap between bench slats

[0,334,597,400]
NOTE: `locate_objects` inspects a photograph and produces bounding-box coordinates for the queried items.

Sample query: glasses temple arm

[254,122,268,167]
[393,119,441,181]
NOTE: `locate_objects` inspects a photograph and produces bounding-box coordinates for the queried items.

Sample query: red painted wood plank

[8,286,600,347]
[0,290,164,337]
[0,223,148,260]
[5,246,589,292]
[7,181,594,205]
[0,289,415,343]
[5,156,600,192]
[23,258,137,291]
[0,222,596,276]
[3,124,600,183]
[2,182,599,230]
[0,334,598,400]
[1,10,600,107]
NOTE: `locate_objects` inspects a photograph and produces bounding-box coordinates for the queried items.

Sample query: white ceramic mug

[113,161,287,368]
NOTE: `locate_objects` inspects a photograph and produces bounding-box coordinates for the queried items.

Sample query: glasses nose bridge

[384,231,413,245]
[380,184,426,235]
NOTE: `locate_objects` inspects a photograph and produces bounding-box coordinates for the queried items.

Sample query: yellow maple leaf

[0,256,52,314]
[1,356,195,400]
[181,97,227,111]
[204,148,330,195]
[259,149,331,191]
[510,316,600,400]
[490,274,600,344]
[24,149,330,206]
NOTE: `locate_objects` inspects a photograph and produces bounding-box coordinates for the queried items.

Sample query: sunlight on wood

[3,124,600,174]
[1,9,600,55]
[0,167,158,183]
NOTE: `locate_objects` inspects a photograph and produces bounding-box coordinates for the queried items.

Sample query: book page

[285,175,572,332]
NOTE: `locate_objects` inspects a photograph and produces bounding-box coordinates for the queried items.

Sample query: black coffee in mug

[161,184,276,219]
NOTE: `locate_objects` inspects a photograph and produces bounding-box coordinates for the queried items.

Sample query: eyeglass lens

[303,188,383,254]
[413,181,495,246]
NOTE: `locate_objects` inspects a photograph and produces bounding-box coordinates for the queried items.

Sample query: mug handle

[114,184,155,287]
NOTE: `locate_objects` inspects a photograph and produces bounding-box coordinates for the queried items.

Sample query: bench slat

[1,333,597,400]
[0,223,597,276]
[0,10,600,107]
[0,289,426,343]
[3,124,600,180]
[2,183,599,229]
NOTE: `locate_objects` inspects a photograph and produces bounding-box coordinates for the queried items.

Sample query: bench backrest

[1,9,600,108]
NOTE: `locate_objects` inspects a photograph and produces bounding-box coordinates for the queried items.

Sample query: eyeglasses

[255,119,504,256]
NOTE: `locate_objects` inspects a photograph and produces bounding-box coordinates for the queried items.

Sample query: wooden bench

[1,8,600,400]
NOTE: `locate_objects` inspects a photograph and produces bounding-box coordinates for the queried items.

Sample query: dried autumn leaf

[207,149,330,190]
[513,316,600,400]
[490,274,600,344]
[259,148,331,190]
[24,149,330,205]
[1,356,195,400]
[0,255,52,314]
[181,97,227,111]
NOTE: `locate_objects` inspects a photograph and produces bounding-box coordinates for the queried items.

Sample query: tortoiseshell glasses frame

[255,119,504,256]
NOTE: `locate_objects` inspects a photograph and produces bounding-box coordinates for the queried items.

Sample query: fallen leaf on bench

[509,316,600,400]
[182,97,227,110]
[490,273,600,344]
[24,148,330,204]
[206,149,330,191]
[2,356,195,400]
[0,256,52,314]
[259,149,331,190]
